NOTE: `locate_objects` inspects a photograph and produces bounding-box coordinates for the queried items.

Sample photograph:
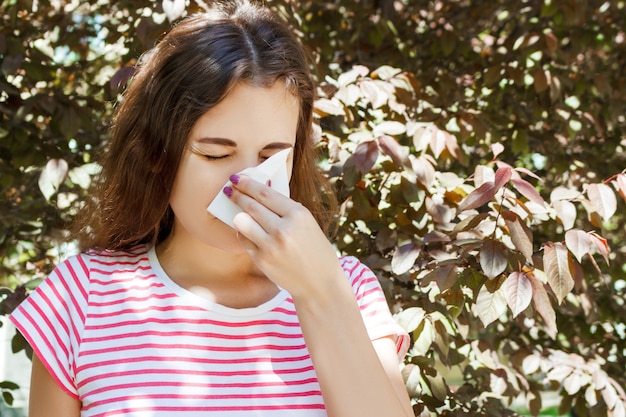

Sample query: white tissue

[206,147,292,228]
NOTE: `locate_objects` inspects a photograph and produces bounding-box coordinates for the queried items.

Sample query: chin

[201,219,247,254]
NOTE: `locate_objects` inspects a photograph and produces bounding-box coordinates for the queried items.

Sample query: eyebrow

[197,137,293,150]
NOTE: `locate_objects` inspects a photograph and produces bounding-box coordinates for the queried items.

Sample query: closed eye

[204,155,230,160]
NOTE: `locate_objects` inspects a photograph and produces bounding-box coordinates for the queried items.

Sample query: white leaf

[163,0,186,22]
[38,158,68,200]
[474,284,507,326]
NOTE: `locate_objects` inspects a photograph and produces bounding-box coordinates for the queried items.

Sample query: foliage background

[1,0,625,415]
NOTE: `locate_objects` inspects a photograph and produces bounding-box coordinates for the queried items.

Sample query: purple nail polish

[229,174,240,185]
[267,179,272,187]
[223,186,233,197]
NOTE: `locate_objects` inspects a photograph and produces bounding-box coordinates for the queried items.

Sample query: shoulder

[47,245,151,285]
[338,255,380,288]
[83,245,151,269]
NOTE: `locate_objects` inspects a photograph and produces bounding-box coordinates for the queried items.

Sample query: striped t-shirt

[10,245,409,417]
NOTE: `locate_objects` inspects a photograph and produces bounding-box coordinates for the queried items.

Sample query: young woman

[10,1,413,416]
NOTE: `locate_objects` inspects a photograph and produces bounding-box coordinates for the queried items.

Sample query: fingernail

[266,179,272,187]
[229,174,240,185]
[223,186,233,197]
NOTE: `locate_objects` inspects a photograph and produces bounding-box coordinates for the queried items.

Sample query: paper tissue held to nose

[206,148,291,228]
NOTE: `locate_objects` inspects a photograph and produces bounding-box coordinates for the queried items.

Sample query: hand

[225,174,345,299]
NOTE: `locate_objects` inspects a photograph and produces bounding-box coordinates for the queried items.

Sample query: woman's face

[167,82,300,253]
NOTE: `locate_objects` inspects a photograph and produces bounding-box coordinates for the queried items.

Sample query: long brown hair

[73,1,337,251]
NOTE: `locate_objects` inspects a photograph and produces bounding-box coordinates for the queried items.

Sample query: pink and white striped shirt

[10,245,409,417]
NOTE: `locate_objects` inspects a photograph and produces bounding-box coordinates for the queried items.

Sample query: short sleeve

[9,254,91,398]
[340,256,410,361]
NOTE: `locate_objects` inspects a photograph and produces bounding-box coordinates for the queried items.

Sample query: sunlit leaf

[401,364,422,397]
[587,183,617,222]
[377,134,406,167]
[511,178,545,205]
[474,283,507,326]
[543,242,574,304]
[163,0,186,22]
[430,128,447,158]
[565,229,592,263]
[494,165,512,190]
[491,143,505,158]
[426,195,455,224]
[588,231,610,265]
[457,181,497,212]
[314,98,345,116]
[563,372,584,395]
[395,306,425,333]
[412,126,433,152]
[601,382,618,409]
[550,186,580,202]
[503,271,532,317]
[480,239,509,279]
[391,242,420,275]
[553,200,577,230]
[414,318,436,356]
[374,121,406,136]
[360,79,387,108]
[502,210,533,261]
[411,155,435,189]
[522,354,541,375]
[38,158,68,200]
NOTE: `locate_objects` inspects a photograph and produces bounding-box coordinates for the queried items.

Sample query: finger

[235,229,258,254]
[230,174,291,217]
[232,211,270,248]
[227,183,284,231]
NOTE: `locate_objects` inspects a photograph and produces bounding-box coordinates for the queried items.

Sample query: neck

[154,223,279,309]
[156,233,257,285]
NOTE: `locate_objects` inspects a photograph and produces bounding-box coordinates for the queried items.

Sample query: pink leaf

[494,166,513,190]
[351,140,379,173]
[411,156,435,189]
[514,166,542,181]
[444,133,464,163]
[615,173,626,204]
[512,178,545,205]
[502,211,534,262]
[588,231,610,265]
[587,183,617,222]
[457,181,497,212]
[378,135,406,167]
[543,242,574,305]
[565,229,592,263]
[504,271,533,317]
[529,271,557,338]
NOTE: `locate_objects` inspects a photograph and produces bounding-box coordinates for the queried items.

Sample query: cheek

[169,157,227,214]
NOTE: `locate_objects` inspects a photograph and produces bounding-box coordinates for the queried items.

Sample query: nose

[233,153,265,175]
